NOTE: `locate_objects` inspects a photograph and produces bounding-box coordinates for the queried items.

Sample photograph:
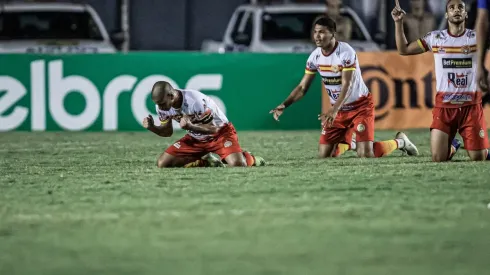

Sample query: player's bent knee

[318,152,333,158]
[468,151,487,161]
[356,147,374,158]
[431,154,448,162]
[357,151,374,158]
[318,144,335,158]
[227,158,247,167]
[224,153,247,167]
[156,159,173,168]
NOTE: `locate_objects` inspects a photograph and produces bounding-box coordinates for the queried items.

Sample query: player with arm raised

[476,0,490,93]
[270,16,418,158]
[393,0,490,162]
[143,81,265,168]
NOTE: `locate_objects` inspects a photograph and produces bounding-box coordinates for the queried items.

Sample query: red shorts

[320,98,375,145]
[165,123,243,160]
[431,104,489,151]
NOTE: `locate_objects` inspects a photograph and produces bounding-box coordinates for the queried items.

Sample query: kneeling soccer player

[143,81,265,168]
[270,16,419,158]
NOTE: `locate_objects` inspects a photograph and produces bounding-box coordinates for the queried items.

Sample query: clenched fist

[142,114,155,130]
[180,115,192,130]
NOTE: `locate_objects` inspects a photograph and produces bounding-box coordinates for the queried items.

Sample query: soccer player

[143,81,265,168]
[270,16,419,158]
[393,0,490,162]
[476,0,489,93]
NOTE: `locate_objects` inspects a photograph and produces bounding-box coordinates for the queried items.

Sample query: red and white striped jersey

[417,29,481,107]
[305,41,370,110]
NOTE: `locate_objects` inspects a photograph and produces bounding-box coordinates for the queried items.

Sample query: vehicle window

[262,12,321,40]
[243,13,253,38]
[261,11,366,41]
[0,11,103,40]
[231,11,253,45]
[230,11,245,42]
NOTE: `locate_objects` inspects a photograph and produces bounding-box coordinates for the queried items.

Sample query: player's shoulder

[423,30,442,40]
[465,29,476,39]
[180,88,205,100]
[180,88,210,109]
[308,47,322,57]
[337,41,356,56]
[306,47,322,64]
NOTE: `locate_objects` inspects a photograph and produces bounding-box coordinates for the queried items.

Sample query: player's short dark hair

[314,16,336,33]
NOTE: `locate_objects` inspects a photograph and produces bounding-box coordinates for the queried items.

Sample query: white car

[0,1,121,53]
[201,3,381,53]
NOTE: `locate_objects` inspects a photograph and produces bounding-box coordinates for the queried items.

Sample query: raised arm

[143,115,173,137]
[392,6,426,55]
[476,3,489,91]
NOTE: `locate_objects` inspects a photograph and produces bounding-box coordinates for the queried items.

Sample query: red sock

[373,140,398,158]
[243,151,255,166]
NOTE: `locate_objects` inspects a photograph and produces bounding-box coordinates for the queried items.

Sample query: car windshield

[0,11,103,40]
[261,11,366,41]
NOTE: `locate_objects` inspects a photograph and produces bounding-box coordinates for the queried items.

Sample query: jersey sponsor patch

[322,76,342,85]
[356,124,365,132]
[326,88,341,101]
[447,72,469,88]
[442,93,473,104]
[442,58,472,69]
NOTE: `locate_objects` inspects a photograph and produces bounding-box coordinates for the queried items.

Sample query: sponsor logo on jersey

[322,76,342,85]
[343,59,352,67]
[442,58,472,69]
[442,93,473,104]
[307,61,315,70]
[326,88,340,100]
[447,72,468,88]
[356,124,365,132]
[331,65,341,73]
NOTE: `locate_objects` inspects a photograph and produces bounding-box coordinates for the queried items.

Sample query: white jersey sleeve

[305,49,320,75]
[417,31,434,52]
[339,45,357,71]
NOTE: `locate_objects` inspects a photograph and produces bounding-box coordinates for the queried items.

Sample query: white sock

[350,140,357,150]
[395,138,405,149]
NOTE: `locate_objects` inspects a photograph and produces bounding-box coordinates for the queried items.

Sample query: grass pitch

[1,130,489,275]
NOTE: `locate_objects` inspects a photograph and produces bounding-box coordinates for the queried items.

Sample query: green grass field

[1,130,489,275]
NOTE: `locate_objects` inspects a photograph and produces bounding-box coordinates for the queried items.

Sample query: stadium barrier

[1,52,490,132]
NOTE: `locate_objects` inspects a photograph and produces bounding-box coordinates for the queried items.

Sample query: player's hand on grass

[391,0,406,22]
[318,109,338,128]
[142,114,155,130]
[180,115,192,130]
[270,104,285,121]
